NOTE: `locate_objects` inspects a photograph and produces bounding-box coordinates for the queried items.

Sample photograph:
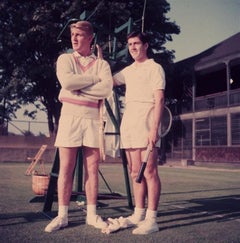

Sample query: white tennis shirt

[114,59,165,105]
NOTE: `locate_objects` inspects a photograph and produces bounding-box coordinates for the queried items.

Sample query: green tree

[0,0,180,136]
[0,0,72,135]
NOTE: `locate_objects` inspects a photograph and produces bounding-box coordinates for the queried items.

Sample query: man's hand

[148,128,159,150]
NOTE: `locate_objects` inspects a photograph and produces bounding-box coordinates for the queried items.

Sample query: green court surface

[0,162,240,243]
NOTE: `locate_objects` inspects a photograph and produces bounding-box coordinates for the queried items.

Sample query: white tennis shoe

[44,216,68,232]
[86,215,108,229]
[118,214,145,228]
[132,218,159,235]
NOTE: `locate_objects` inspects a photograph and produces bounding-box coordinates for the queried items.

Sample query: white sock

[132,207,145,221]
[87,204,97,218]
[58,205,68,218]
[145,209,157,220]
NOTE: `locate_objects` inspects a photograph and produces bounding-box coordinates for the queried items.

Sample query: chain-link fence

[2,120,49,136]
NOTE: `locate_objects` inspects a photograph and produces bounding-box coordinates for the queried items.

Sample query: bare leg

[126,148,147,208]
[58,147,79,206]
[44,147,79,232]
[144,148,161,211]
[83,146,100,205]
[83,146,107,229]
[131,148,161,235]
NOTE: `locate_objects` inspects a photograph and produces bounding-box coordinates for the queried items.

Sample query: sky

[165,0,240,62]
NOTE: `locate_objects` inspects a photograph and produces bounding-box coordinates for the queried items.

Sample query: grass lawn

[0,162,240,243]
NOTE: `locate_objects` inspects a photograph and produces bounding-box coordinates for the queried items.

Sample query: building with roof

[165,32,240,166]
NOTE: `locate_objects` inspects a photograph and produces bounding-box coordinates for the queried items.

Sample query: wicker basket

[32,173,50,195]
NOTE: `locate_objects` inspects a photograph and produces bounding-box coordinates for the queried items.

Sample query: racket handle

[135,146,152,183]
[136,162,147,183]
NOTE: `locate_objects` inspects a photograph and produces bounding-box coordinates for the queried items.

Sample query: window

[196,116,227,146]
[230,62,240,90]
[196,118,210,146]
[211,116,227,145]
[231,113,240,145]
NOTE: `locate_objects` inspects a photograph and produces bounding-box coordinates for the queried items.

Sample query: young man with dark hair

[113,31,165,234]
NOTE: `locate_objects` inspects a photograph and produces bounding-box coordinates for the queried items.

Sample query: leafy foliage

[0,0,180,135]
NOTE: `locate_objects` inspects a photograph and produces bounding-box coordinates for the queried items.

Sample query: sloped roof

[176,32,240,72]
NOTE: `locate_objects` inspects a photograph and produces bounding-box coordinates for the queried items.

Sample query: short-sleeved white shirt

[114,59,165,104]
[114,59,165,149]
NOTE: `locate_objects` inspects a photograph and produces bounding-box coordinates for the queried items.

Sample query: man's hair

[70,21,93,36]
[127,31,150,44]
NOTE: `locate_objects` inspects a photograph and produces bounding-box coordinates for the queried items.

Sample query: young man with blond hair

[45,21,113,232]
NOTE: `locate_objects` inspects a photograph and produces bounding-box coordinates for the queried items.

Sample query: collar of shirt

[73,51,96,67]
[132,58,152,69]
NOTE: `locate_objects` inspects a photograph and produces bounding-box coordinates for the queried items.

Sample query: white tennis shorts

[120,102,161,149]
[55,103,99,148]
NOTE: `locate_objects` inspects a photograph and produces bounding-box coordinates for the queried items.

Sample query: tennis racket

[159,105,173,138]
[135,105,172,183]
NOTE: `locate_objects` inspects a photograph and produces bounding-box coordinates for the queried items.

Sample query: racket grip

[135,162,147,183]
